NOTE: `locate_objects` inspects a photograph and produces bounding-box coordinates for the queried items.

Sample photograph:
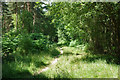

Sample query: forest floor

[34,47,119,78]
[2,46,119,78]
[34,56,59,75]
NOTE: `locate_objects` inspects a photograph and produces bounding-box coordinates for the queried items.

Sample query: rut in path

[34,48,63,75]
[36,58,59,74]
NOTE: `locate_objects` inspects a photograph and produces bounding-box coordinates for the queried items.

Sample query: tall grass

[2,48,60,78]
[38,47,119,78]
[3,46,119,78]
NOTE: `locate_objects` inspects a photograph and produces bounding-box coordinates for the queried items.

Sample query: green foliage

[20,10,33,33]
[30,33,51,50]
[30,33,46,40]
[11,14,23,30]
[2,48,60,78]
[2,31,22,57]
[2,32,52,56]
[18,34,33,54]
[17,33,52,55]
[49,2,89,46]
[2,2,120,78]
[49,2,120,58]
[69,40,79,47]
[2,2,13,33]
[39,47,119,78]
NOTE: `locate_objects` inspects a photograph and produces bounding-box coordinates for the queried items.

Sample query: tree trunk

[32,11,35,33]
[22,2,26,29]
[23,2,26,10]
[0,2,2,36]
[27,2,30,12]
[15,2,18,31]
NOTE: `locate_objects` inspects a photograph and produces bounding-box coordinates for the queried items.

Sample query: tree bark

[15,2,18,31]
[32,11,36,33]
[27,2,30,12]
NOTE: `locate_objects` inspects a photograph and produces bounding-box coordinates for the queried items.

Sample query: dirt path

[36,57,59,74]
[34,48,63,75]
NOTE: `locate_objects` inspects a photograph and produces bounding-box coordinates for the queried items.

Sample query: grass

[2,48,60,78]
[2,46,119,78]
[42,56,118,78]
[37,47,119,78]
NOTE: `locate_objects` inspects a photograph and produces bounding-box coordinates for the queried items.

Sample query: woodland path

[34,48,63,75]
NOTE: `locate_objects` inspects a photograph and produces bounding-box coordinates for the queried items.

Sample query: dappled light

[1,1,120,79]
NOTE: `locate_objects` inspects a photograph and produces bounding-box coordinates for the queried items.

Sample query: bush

[30,33,50,51]
[2,32,22,57]
[69,40,79,47]
[2,32,52,56]
[18,35,33,55]
[18,33,51,54]
[30,33,46,40]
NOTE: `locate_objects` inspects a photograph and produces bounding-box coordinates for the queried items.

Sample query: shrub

[2,32,52,56]
[30,33,46,40]
[18,35,33,55]
[2,32,22,57]
[69,40,79,47]
[30,33,50,51]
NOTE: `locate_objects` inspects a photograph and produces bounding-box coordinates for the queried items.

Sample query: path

[34,48,63,75]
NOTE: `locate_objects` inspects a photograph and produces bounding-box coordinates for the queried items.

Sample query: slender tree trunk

[33,11,35,33]
[27,2,30,12]
[15,2,18,31]
[22,2,26,29]
[116,8,120,59]
[23,2,26,10]
[0,2,2,36]
[27,2,31,33]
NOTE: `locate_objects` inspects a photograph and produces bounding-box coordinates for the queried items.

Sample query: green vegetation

[3,48,60,78]
[3,47,119,78]
[1,1,120,79]
[41,47,119,78]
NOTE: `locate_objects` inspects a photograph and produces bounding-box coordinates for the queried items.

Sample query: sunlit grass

[3,46,119,78]
[39,47,119,78]
[40,55,118,78]
[2,48,60,78]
